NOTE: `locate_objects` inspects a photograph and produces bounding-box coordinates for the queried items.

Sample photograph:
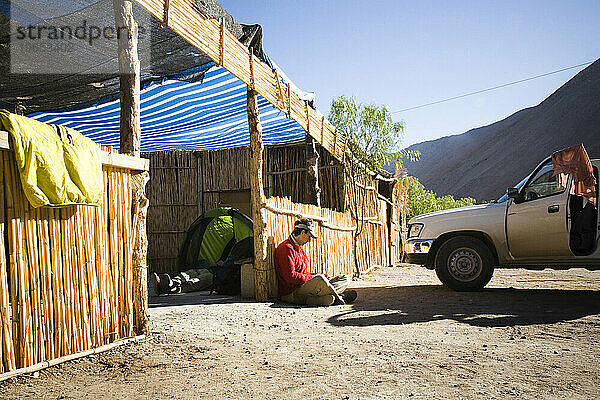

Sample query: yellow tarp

[0,109,103,207]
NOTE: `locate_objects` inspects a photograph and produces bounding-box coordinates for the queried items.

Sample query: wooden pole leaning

[162,0,170,26]
[113,0,149,335]
[286,83,291,119]
[218,17,224,67]
[247,85,273,301]
[274,70,284,111]
[304,136,321,208]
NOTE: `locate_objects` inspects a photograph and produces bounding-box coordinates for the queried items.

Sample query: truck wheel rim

[448,247,482,282]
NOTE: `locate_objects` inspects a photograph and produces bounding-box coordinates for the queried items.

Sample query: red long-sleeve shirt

[275,236,315,296]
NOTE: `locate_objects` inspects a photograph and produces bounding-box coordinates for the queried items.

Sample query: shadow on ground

[149,291,254,308]
[327,285,600,328]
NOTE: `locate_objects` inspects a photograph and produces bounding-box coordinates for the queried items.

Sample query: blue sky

[219,0,600,148]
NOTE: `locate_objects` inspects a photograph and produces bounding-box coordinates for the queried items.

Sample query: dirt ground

[1,265,599,400]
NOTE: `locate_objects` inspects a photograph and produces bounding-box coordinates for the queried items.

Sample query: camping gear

[176,208,254,294]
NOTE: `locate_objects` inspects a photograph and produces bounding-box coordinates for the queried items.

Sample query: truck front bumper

[406,252,428,265]
[406,239,434,266]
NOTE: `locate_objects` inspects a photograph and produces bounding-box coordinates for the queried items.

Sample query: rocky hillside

[403,58,600,202]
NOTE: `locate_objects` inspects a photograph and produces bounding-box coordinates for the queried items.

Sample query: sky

[218,0,600,148]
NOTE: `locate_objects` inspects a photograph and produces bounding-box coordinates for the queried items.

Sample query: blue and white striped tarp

[28,64,306,152]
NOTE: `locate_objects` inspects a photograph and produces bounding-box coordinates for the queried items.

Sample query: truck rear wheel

[434,236,494,291]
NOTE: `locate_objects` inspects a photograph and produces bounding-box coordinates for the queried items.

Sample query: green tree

[329,96,408,171]
[406,178,476,221]
[329,96,416,276]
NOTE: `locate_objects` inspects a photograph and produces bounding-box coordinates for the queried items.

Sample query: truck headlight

[408,223,424,238]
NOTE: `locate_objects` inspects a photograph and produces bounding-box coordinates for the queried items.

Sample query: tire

[434,236,494,291]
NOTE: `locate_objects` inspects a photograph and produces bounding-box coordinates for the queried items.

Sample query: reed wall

[344,170,390,268]
[144,151,199,274]
[0,150,137,374]
[264,197,356,278]
[145,146,350,274]
[392,176,411,263]
[264,193,389,279]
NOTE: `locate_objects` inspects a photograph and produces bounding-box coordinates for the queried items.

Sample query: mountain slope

[403,59,600,202]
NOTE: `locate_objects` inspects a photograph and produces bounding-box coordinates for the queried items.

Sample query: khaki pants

[281,274,350,306]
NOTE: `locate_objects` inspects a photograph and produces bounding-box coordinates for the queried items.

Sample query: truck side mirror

[507,187,520,201]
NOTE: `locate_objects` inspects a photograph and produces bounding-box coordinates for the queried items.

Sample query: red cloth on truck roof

[552,144,597,201]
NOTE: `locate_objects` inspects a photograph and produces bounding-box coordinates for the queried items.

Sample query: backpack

[209,262,241,295]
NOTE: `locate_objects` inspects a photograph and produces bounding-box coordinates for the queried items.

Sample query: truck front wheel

[434,236,494,291]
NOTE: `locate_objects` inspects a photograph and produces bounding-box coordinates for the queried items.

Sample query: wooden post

[265,147,274,198]
[219,18,225,67]
[163,0,170,26]
[114,0,140,157]
[305,137,321,208]
[247,87,272,301]
[113,0,149,335]
[195,151,204,215]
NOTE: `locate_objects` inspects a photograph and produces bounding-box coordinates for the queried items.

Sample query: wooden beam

[162,0,170,26]
[195,151,204,215]
[247,87,274,301]
[263,203,356,232]
[249,49,255,90]
[266,167,306,176]
[0,131,149,171]
[101,151,149,171]
[218,17,224,66]
[286,83,291,118]
[113,0,149,335]
[304,137,321,208]
[0,335,145,382]
[274,70,284,110]
[320,115,325,145]
[305,101,310,133]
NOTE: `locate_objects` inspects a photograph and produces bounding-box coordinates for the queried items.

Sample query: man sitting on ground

[275,219,357,306]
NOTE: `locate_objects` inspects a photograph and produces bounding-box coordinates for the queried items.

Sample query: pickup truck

[406,156,600,291]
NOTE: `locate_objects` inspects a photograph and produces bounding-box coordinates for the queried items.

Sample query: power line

[391,60,595,114]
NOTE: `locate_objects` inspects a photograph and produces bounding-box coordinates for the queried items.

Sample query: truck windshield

[495,175,529,203]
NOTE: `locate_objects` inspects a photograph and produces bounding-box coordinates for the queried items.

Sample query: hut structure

[0,0,409,377]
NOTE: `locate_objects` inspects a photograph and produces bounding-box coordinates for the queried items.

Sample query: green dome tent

[176,207,254,273]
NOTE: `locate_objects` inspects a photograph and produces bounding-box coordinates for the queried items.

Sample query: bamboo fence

[264,187,391,281]
[133,0,347,161]
[264,197,356,279]
[318,148,345,211]
[344,169,391,269]
[0,148,140,375]
[264,145,306,203]
[202,147,251,191]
